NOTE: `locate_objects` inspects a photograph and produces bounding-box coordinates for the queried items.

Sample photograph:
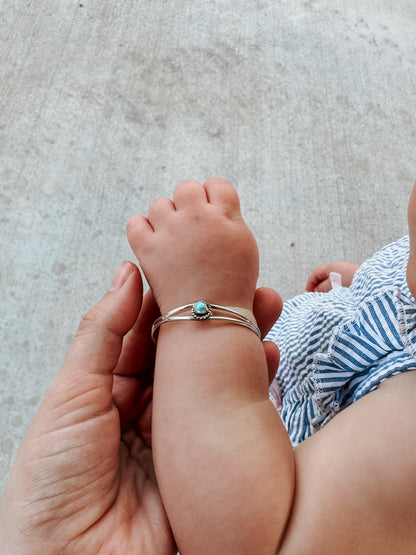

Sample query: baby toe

[203,177,241,216]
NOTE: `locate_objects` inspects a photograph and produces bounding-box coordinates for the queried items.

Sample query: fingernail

[110,261,133,291]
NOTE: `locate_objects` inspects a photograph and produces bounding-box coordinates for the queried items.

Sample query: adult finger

[253,287,283,339]
[113,288,159,378]
[252,287,282,386]
[112,289,159,428]
[53,262,143,399]
[263,340,280,386]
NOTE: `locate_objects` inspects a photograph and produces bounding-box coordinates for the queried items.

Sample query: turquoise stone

[195,301,207,314]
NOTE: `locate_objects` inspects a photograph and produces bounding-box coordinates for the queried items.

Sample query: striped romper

[267,236,416,447]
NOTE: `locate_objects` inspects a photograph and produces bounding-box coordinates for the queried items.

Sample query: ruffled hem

[308,286,416,431]
[276,285,416,444]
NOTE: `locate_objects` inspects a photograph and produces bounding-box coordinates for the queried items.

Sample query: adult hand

[0,262,175,554]
[0,261,281,555]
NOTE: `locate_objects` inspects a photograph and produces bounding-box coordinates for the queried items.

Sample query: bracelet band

[151,301,261,343]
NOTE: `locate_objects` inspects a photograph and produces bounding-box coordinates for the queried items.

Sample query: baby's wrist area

[224,305,257,325]
[154,301,268,410]
[150,277,258,318]
[155,292,257,318]
[152,300,259,344]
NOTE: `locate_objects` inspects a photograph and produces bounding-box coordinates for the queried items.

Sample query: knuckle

[76,304,106,338]
[148,196,170,217]
[204,176,233,188]
[126,215,142,236]
[175,179,202,192]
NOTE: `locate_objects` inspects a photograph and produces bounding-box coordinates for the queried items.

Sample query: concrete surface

[1,0,415,493]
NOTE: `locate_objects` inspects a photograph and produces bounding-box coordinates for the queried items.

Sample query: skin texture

[0,260,282,555]
[0,264,176,555]
[127,178,295,554]
[128,178,416,554]
[306,261,360,292]
[2,178,415,554]
[279,369,416,554]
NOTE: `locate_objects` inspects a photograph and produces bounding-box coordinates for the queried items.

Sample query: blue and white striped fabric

[267,236,416,446]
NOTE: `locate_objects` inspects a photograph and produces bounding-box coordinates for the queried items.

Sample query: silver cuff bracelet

[151,301,261,343]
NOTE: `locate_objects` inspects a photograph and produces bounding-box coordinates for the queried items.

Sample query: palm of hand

[66,396,174,555]
[47,380,174,555]
[0,285,175,555]
[1,181,283,555]
[32,393,173,554]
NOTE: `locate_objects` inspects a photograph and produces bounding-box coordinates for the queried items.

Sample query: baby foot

[127,178,259,315]
[306,261,360,292]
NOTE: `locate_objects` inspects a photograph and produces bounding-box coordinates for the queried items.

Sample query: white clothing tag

[329,271,342,289]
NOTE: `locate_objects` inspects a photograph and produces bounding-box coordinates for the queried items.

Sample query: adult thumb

[52,261,143,397]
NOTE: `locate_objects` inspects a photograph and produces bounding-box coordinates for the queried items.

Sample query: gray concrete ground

[1,1,415,494]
